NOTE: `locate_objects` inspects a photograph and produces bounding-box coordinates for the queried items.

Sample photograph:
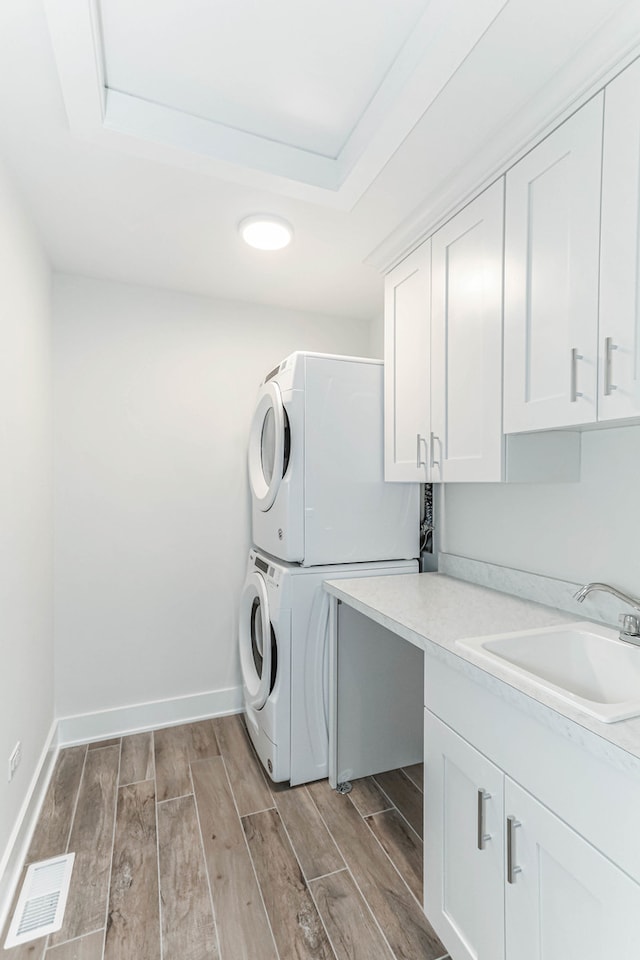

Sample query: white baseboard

[0,686,243,930]
[0,720,59,937]
[57,685,244,746]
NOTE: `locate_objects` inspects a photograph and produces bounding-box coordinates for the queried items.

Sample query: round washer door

[239,571,274,711]
[248,382,286,511]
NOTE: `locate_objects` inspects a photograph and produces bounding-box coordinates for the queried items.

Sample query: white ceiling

[100,0,429,158]
[43,0,510,203]
[1,0,640,321]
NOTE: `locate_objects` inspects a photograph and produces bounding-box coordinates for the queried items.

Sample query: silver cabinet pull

[416,433,427,469]
[477,788,492,850]
[570,348,584,403]
[604,336,618,396]
[430,432,440,470]
[506,815,522,883]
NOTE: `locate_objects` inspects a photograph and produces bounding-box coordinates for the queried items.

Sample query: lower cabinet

[505,777,640,960]
[424,711,505,959]
[424,710,640,960]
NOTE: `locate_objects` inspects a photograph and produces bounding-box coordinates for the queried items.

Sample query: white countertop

[324,571,640,774]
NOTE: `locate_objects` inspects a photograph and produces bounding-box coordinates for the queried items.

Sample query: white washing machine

[239,548,418,785]
[248,352,419,566]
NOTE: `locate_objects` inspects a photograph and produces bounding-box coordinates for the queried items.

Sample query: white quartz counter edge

[324,572,640,777]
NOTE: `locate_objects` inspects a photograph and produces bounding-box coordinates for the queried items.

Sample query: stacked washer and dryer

[240,352,419,785]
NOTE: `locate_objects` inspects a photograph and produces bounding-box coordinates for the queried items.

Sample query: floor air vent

[4,853,75,949]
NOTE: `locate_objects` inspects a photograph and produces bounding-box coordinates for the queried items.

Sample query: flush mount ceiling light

[239,215,293,251]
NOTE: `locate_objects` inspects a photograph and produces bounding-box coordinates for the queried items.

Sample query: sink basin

[456,622,640,722]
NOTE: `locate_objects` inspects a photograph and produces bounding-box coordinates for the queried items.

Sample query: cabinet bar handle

[416,433,427,468]
[506,815,522,883]
[477,788,491,850]
[570,348,583,403]
[604,337,618,396]
[430,432,440,470]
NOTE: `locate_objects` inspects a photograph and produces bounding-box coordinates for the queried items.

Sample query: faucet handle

[619,613,640,638]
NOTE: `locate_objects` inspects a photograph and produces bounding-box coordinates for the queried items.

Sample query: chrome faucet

[573,582,640,646]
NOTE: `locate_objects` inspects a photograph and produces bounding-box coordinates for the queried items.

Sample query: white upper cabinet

[384,57,640,459]
[599,58,640,421]
[503,95,603,433]
[384,240,431,482]
[384,185,580,484]
[431,181,504,481]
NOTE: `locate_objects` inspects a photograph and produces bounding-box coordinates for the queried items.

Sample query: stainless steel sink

[456,622,640,722]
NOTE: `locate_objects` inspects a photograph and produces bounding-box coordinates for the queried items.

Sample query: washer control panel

[252,553,281,587]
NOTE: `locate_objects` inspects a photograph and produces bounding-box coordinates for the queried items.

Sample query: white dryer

[239,548,418,785]
[248,352,419,566]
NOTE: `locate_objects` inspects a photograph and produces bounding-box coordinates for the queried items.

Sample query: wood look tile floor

[2,717,450,960]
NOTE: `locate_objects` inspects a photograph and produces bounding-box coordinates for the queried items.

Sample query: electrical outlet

[8,742,21,782]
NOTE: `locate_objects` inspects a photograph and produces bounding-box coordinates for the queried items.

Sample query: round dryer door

[248,382,290,511]
[239,571,277,710]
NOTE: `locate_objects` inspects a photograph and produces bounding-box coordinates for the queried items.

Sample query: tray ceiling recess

[44,0,508,209]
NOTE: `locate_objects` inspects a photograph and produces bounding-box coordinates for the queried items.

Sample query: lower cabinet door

[505,778,640,960]
[424,711,505,960]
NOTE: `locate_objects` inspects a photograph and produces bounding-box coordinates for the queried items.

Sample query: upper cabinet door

[431,180,505,482]
[599,59,640,421]
[384,241,431,482]
[503,95,603,433]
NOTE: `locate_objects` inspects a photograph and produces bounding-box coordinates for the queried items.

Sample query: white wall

[53,275,371,720]
[368,310,384,359]
[0,161,53,872]
[442,424,640,595]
